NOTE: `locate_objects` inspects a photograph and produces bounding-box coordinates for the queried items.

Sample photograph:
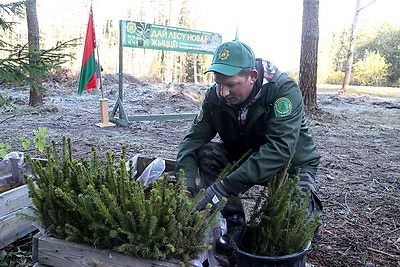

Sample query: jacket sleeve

[175,91,217,190]
[225,75,305,193]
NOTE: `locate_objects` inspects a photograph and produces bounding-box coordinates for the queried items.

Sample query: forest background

[1,0,400,87]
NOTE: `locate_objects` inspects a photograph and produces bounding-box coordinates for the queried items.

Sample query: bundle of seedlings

[242,166,320,257]
[26,136,223,263]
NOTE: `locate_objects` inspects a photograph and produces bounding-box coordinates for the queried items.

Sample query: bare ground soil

[1,75,399,266]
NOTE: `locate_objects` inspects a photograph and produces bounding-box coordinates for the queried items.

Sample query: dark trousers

[196,142,246,236]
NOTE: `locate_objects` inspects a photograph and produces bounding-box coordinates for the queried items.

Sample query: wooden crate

[31,156,180,266]
[0,185,35,248]
[32,233,181,267]
[0,157,46,249]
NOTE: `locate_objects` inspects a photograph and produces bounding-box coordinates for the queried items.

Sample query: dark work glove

[196,181,231,212]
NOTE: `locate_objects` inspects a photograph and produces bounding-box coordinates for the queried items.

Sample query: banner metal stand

[109,20,221,126]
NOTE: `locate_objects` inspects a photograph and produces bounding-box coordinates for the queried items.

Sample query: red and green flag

[78,4,97,95]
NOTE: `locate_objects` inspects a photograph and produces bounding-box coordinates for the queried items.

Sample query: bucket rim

[234,240,311,260]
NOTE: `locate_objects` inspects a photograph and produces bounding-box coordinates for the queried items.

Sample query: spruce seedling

[27,136,223,263]
[245,167,320,256]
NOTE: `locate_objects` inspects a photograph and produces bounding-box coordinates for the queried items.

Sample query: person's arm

[224,76,304,193]
[175,90,217,191]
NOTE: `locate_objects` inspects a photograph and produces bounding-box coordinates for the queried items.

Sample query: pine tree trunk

[299,0,319,112]
[26,0,43,106]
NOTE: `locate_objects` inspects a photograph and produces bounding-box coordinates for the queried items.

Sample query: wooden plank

[127,113,196,122]
[32,233,181,267]
[111,112,196,126]
[0,184,35,249]
[0,158,45,248]
[0,184,31,217]
[0,158,46,217]
[0,206,35,249]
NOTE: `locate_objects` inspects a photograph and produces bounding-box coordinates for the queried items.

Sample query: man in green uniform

[175,41,322,247]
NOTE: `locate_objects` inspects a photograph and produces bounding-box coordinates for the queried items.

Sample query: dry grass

[317,84,400,98]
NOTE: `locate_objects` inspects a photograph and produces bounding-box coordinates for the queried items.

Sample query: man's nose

[220,86,230,97]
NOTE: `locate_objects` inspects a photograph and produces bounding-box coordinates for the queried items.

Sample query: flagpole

[92,3,115,128]
[96,46,104,99]
[77,2,97,95]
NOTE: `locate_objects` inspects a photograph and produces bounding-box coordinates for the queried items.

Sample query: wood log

[32,233,181,267]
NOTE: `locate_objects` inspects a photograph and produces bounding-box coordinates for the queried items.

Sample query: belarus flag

[78,4,97,95]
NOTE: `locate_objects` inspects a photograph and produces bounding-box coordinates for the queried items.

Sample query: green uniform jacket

[176,70,320,194]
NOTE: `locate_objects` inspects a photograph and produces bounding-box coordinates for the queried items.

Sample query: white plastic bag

[190,213,228,266]
[137,157,165,186]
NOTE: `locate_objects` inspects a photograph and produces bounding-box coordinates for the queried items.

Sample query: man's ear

[250,69,258,84]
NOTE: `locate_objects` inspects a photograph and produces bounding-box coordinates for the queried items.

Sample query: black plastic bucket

[235,241,311,267]
[231,226,312,267]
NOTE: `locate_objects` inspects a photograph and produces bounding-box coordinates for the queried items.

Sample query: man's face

[214,70,258,105]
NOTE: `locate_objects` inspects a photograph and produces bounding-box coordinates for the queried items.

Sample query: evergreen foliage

[26,136,222,263]
[0,1,25,33]
[1,2,75,87]
[0,40,74,87]
[245,167,320,256]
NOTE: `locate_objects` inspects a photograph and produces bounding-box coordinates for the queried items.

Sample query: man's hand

[196,181,231,212]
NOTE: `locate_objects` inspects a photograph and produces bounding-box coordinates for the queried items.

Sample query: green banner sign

[120,20,222,54]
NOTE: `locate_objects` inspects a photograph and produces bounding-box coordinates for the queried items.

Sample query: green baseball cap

[205,41,256,76]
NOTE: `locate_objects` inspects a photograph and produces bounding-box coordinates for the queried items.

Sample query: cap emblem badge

[218,49,229,60]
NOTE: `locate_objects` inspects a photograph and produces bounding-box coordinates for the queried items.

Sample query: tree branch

[358,0,377,12]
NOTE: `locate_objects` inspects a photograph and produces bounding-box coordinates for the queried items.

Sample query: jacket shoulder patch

[195,107,204,122]
[274,97,292,117]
